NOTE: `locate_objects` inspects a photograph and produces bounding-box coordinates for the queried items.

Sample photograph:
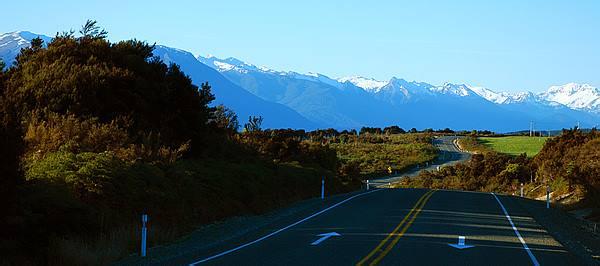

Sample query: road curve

[369,136,471,187]
[142,189,580,265]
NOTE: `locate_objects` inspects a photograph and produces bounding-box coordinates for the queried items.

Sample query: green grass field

[478,136,549,157]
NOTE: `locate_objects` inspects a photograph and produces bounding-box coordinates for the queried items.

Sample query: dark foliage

[0,22,362,264]
[403,129,599,209]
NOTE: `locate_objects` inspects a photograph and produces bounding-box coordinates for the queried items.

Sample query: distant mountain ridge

[1,30,598,131]
[1,31,319,130]
[199,54,599,131]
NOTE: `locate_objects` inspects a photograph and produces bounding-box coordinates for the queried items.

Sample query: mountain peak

[337,76,388,92]
[431,82,472,97]
[541,83,600,112]
[1,31,53,68]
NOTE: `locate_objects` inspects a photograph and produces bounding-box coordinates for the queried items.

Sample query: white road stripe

[189,189,383,265]
[492,193,540,266]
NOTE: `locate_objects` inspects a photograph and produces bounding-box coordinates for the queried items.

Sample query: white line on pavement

[189,189,383,265]
[492,193,540,266]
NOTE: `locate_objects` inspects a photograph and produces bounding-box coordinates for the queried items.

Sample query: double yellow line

[357,190,436,266]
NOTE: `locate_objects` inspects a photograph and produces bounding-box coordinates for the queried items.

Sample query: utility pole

[530,121,533,137]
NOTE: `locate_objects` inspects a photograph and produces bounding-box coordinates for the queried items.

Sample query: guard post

[321,177,325,199]
[141,214,148,257]
[546,185,551,209]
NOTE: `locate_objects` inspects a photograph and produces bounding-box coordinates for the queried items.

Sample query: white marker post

[141,214,148,257]
[520,183,524,197]
[321,177,325,200]
[366,180,370,191]
[546,185,550,209]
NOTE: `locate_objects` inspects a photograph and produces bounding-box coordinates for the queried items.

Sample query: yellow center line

[369,191,435,265]
[357,190,436,266]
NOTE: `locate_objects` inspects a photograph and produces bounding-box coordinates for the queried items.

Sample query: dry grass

[47,224,183,265]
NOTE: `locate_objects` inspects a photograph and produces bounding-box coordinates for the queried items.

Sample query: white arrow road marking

[310,232,341,245]
[188,189,382,265]
[448,235,474,249]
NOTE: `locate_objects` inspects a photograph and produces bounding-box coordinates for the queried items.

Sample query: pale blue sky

[2,0,599,92]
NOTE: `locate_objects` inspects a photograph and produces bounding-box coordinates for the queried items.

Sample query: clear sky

[2,0,599,92]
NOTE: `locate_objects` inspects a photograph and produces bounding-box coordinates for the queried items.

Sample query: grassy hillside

[478,136,548,157]
[330,133,438,178]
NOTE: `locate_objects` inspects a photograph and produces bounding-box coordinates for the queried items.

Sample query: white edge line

[492,193,540,266]
[189,189,383,265]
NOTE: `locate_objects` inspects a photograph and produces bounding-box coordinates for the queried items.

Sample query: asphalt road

[178,189,580,266]
[369,136,470,187]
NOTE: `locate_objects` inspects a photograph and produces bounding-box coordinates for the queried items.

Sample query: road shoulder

[503,196,600,265]
[115,189,378,265]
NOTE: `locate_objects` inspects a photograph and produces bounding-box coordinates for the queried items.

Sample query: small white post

[520,183,524,197]
[546,185,550,209]
[141,214,148,257]
[366,180,370,191]
[321,177,325,199]
[388,182,391,188]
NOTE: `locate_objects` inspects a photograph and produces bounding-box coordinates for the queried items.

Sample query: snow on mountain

[431,83,473,97]
[469,86,511,104]
[540,83,600,112]
[337,76,387,92]
[198,55,344,88]
[0,31,52,67]
[1,30,598,131]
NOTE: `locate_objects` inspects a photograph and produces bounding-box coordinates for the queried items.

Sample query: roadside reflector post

[546,185,550,209]
[366,180,370,191]
[141,214,148,257]
[321,177,325,200]
[520,183,524,197]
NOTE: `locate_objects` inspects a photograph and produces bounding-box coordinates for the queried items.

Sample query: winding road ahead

[122,136,583,265]
[369,136,470,187]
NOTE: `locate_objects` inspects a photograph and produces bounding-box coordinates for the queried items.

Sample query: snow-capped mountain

[149,47,321,129]
[337,76,388,92]
[470,83,600,113]
[199,54,599,131]
[540,83,600,113]
[1,30,598,131]
[0,31,319,129]
[0,31,52,68]
[198,55,399,128]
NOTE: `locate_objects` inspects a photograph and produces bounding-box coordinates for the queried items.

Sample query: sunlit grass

[330,134,437,177]
[478,136,549,157]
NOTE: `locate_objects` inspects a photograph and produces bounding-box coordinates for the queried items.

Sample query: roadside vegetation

[331,133,437,178]
[0,22,441,265]
[398,129,600,221]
